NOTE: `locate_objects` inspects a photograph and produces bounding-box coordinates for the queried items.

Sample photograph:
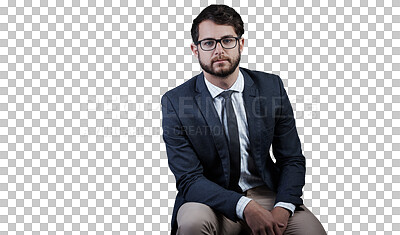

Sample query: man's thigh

[245,186,326,235]
[284,205,327,235]
[176,202,243,235]
[176,188,326,235]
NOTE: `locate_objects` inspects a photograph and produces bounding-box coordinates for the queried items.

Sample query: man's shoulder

[161,73,201,106]
[240,67,281,82]
[240,67,283,90]
[162,73,201,98]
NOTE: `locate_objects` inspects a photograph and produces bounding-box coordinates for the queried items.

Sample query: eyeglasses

[195,37,240,51]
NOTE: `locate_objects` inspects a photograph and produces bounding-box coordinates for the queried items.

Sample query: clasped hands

[243,200,290,235]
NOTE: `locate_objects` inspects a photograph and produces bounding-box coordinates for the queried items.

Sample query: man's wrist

[274,202,295,216]
[236,196,252,220]
[274,206,291,217]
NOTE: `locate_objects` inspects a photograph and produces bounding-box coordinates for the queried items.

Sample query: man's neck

[203,68,240,90]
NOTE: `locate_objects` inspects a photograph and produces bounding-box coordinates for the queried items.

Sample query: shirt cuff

[236,196,252,220]
[274,202,296,216]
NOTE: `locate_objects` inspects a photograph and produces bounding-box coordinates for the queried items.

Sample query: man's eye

[222,38,233,44]
[203,41,214,46]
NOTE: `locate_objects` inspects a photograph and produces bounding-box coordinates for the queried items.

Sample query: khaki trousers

[177,186,326,235]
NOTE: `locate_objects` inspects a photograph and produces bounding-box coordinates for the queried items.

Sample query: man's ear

[239,38,245,54]
[191,43,199,58]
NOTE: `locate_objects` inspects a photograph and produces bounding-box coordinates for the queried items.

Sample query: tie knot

[219,90,235,99]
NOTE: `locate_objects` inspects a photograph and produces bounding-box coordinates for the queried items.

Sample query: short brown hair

[191,4,244,44]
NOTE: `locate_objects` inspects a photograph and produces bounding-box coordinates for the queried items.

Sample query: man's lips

[213,59,228,63]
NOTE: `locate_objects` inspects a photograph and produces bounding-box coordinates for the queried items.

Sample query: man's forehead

[198,20,236,40]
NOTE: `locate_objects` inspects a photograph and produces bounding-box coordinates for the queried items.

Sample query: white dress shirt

[204,71,295,219]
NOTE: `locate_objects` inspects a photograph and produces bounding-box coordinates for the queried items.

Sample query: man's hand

[271,207,290,234]
[243,200,285,235]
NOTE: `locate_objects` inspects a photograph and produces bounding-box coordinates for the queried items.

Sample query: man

[161,4,326,235]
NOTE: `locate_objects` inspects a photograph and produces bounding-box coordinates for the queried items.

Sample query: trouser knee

[176,202,218,235]
[177,219,216,235]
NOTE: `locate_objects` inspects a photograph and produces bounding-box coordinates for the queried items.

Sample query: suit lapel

[241,69,262,165]
[194,73,231,186]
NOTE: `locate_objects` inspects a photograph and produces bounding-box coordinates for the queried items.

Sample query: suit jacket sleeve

[272,76,306,206]
[161,94,243,222]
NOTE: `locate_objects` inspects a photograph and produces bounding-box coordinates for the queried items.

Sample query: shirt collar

[204,71,244,99]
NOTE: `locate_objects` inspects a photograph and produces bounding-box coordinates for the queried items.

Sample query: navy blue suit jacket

[161,68,306,234]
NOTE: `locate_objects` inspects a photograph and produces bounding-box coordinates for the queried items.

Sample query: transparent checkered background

[0,0,399,234]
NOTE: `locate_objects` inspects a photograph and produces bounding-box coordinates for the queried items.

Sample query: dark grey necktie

[219,90,241,193]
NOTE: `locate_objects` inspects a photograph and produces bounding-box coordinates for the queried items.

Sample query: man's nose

[214,41,224,54]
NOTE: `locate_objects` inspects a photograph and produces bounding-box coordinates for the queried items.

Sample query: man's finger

[274,223,282,235]
[267,225,275,235]
[252,229,267,235]
[260,230,268,235]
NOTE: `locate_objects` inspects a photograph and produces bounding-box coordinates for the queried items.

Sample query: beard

[198,49,241,78]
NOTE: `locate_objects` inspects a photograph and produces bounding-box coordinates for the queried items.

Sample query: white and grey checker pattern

[0,0,399,234]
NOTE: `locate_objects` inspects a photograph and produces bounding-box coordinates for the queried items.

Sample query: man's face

[191,20,244,78]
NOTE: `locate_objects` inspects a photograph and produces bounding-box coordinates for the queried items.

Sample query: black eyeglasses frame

[195,37,241,51]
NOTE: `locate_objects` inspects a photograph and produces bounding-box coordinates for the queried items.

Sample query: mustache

[212,57,230,63]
